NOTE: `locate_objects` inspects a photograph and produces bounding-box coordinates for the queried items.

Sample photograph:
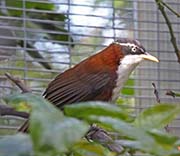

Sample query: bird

[43,38,159,106]
[18,38,159,132]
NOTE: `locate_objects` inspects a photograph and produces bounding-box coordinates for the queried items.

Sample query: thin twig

[161,1,180,17]
[152,83,172,133]
[18,119,29,132]
[0,104,29,118]
[155,0,180,63]
[166,90,180,98]
[164,125,171,133]
[152,83,170,133]
[5,72,32,93]
[3,73,30,118]
[152,83,160,103]
[5,72,31,132]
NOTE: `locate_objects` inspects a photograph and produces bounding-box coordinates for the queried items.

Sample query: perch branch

[1,73,30,118]
[4,72,31,131]
[0,104,29,118]
[155,0,180,63]
[86,125,124,153]
[161,1,180,17]
[5,72,32,93]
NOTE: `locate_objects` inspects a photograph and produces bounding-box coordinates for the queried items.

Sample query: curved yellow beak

[140,53,159,62]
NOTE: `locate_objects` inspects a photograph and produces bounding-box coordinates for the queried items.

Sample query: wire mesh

[0,0,179,134]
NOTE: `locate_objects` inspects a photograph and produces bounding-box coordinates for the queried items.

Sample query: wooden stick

[0,104,29,118]
[5,72,32,93]
[4,72,31,132]
[152,83,160,103]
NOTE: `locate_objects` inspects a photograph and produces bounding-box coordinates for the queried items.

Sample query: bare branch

[166,90,180,98]
[155,0,180,63]
[0,104,29,118]
[152,83,160,103]
[5,72,32,93]
[164,125,171,133]
[2,73,31,118]
[18,119,29,132]
[4,72,31,132]
[161,1,180,17]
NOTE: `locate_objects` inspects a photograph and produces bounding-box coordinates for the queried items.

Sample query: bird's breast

[111,58,139,102]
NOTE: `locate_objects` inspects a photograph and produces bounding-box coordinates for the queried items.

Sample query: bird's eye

[131,46,137,52]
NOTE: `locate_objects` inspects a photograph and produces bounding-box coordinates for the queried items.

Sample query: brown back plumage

[43,43,123,107]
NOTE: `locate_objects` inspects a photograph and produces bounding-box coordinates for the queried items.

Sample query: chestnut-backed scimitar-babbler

[18,38,159,132]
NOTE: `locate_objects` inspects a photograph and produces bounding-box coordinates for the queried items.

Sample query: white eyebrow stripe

[114,42,137,47]
[114,42,145,52]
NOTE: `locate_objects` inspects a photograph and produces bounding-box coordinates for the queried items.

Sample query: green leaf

[5,93,89,154]
[87,116,179,156]
[134,104,180,130]
[5,0,54,16]
[73,141,110,156]
[148,130,180,156]
[4,93,60,113]
[30,111,89,153]
[148,129,178,147]
[27,1,54,10]
[0,133,33,156]
[64,101,133,122]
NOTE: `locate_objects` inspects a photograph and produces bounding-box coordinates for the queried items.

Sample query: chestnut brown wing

[43,69,116,108]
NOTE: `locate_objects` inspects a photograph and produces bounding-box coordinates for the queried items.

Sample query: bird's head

[114,38,159,65]
[110,38,159,101]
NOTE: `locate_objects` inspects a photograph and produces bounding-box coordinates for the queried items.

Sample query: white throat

[111,55,143,102]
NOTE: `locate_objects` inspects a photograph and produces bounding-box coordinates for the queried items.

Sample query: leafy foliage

[0,133,33,156]
[1,93,180,156]
[64,101,134,122]
[134,104,180,130]
[4,93,89,155]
